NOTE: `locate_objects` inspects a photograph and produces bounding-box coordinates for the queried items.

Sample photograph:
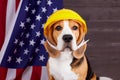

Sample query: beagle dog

[44,20,112,80]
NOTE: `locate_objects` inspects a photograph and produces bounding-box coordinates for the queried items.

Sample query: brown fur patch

[91,73,97,80]
[72,56,88,80]
[73,44,87,59]
[71,56,84,68]
[67,20,86,45]
[52,20,64,45]
[44,25,57,46]
[44,41,60,58]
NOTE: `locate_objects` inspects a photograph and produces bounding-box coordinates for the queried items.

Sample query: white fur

[48,48,78,80]
[100,77,113,80]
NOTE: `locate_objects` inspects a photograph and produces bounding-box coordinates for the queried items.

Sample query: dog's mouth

[62,43,73,51]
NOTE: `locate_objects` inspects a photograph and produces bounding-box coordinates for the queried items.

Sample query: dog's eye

[55,26,62,31]
[72,26,78,30]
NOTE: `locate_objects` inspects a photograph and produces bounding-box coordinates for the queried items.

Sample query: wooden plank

[64,0,120,3]
[64,0,120,7]
[62,7,120,21]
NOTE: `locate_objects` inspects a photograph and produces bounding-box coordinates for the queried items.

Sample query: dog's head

[44,9,88,59]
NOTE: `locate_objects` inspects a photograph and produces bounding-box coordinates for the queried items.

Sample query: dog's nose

[63,34,73,42]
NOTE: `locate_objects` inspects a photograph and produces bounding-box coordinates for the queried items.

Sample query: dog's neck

[48,49,88,80]
[48,49,79,80]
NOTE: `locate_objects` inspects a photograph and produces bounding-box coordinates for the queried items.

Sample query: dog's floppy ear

[73,44,87,59]
[77,23,85,45]
[44,25,57,46]
[44,41,60,58]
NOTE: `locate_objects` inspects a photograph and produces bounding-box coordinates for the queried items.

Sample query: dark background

[64,0,120,80]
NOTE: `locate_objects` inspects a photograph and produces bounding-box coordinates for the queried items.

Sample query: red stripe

[16,0,20,11]
[0,67,8,80]
[31,66,42,80]
[0,0,7,49]
[15,68,25,80]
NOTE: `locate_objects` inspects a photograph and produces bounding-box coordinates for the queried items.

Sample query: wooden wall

[64,0,120,79]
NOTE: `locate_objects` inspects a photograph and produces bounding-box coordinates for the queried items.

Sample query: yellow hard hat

[44,9,87,36]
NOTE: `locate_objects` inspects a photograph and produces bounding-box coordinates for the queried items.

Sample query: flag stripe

[16,0,20,11]
[0,0,9,79]
[16,69,25,80]
[41,67,48,80]
[6,0,16,37]
[0,67,8,80]
[0,0,7,49]
[31,66,42,80]
[6,68,16,80]
[22,66,33,80]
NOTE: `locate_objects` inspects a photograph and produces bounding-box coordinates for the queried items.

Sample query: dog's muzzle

[47,37,89,51]
[62,34,73,50]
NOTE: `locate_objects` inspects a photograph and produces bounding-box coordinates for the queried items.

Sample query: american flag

[0,0,63,80]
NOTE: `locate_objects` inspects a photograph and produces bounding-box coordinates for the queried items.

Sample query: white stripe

[6,69,16,80]
[47,40,58,50]
[6,0,16,36]
[41,67,48,80]
[76,39,89,50]
[22,66,32,80]
[0,0,23,63]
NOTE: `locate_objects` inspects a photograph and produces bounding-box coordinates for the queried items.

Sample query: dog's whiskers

[75,39,89,50]
[47,39,89,52]
[47,40,61,50]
